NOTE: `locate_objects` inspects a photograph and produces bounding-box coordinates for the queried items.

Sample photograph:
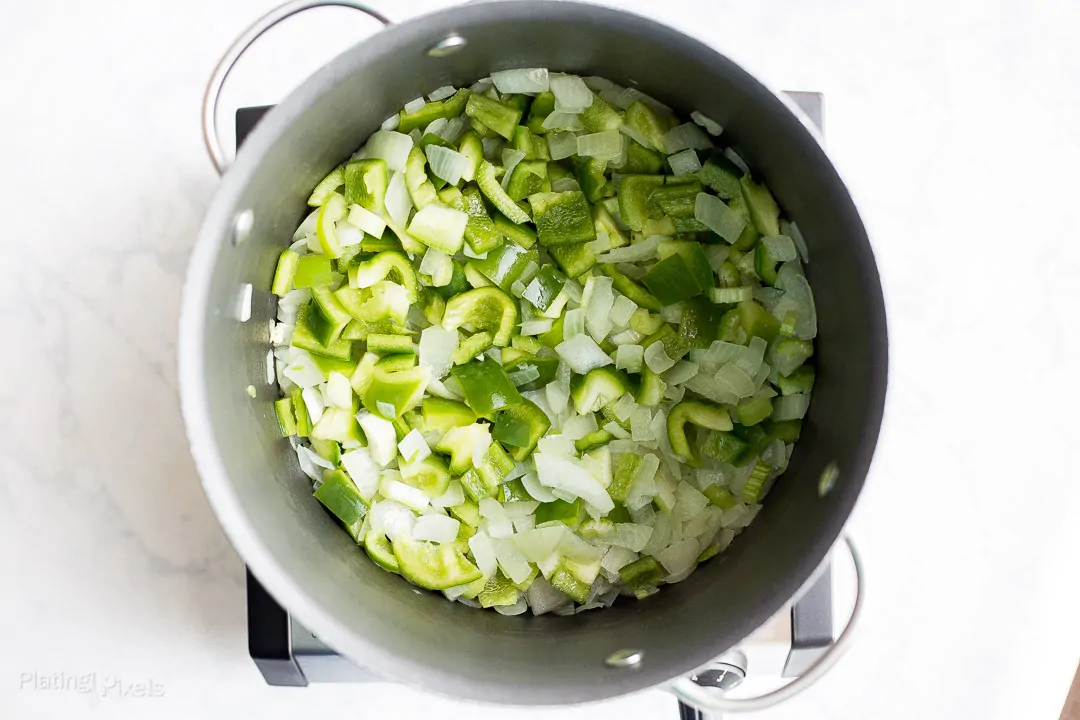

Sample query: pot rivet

[426,34,467,57]
[233,208,254,245]
[605,649,644,668]
[818,461,839,497]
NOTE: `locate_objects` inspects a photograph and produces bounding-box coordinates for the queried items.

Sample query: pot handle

[202,0,392,175]
[669,534,864,714]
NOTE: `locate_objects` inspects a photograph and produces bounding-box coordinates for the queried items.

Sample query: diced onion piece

[723,147,750,174]
[715,362,757,398]
[412,514,460,543]
[431,479,465,509]
[347,203,387,237]
[369,499,416,542]
[611,523,653,552]
[367,130,413,172]
[644,342,676,373]
[787,221,810,263]
[610,295,637,328]
[618,122,654,150]
[664,361,699,386]
[550,74,594,110]
[491,67,549,94]
[773,263,817,339]
[704,244,730,271]
[563,308,586,339]
[519,319,554,336]
[408,204,468,253]
[419,247,454,288]
[762,235,798,262]
[419,326,458,379]
[662,123,712,154]
[398,429,431,463]
[603,421,631,440]
[357,412,397,466]
[385,171,413,226]
[335,221,363,247]
[500,149,527,190]
[610,394,637,423]
[630,406,653,442]
[577,130,622,159]
[674,481,709,521]
[403,97,426,113]
[595,235,661,263]
[547,131,579,161]
[468,531,499,578]
[658,538,700,576]
[425,145,472,186]
[507,364,541,387]
[555,334,614,374]
[340,448,379,499]
[695,193,744,241]
[534,454,615,513]
[615,344,644,373]
[772,394,811,421]
[584,276,615,342]
[325,371,353,409]
[543,112,585,131]
[428,85,457,102]
[380,114,400,131]
[667,148,701,176]
[690,110,723,136]
[283,350,324,388]
[521,470,558,503]
[299,443,332,470]
[472,427,493,469]
[301,387,325,424]
[561,413,598,440]
[293,210,319,240]
[492,538,533,584]
[588,232,612,255]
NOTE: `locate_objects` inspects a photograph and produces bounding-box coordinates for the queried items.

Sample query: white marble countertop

[2,0,1079,717]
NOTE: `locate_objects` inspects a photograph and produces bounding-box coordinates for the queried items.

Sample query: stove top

[238,90,833,694]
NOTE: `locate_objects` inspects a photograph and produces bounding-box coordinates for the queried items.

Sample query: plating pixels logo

[18,672,165,699]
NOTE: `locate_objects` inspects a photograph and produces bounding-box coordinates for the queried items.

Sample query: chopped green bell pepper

[616,175,665,231]
[405,146,438,209]
[741,462,771,505]
[548,242,596,277]
[308,166,345,206]
[274,397,297,437]
[272,249,300,296]
[574,428,614,453]
[526,91,556,134]
[777,366,815,396]
[349,251,420,300]
[765,419,803,443]
[361,365,430,419]
[375,354,416,373]
[471,241,537,292]
[738,300,780,342]
[453,331,494,365]
[521,265,566,312]
[477,161,531,224]
[290,387,311,437]
[528,190,596,247]
[643,253,702,305]
[570,367,632,414]
[394,538,482,591]
[619,555,664,594]
[398,100,446,133]
[667,401,733,466]
[701,431,748,464]
[465,94,522,140]
[314,469,369,543]
[507,160,549,201]
[292,304,354,360]
[442,286,519,347]
[703,484,737,510]
[344,159,389,215]
[457,129,484,183]
[699,153,744,199]
[454,185,503,254]
[535,498,582,526]
[493,398,550,460]
[623,140,664,174]
[740,176,781,236]
[292,254,334,289]
[623,101,674,150]
[399,454,452,496]
[436,423,490,475]
[316,193,348,259]
[575,156,614,203]
[422,397,477,434]
[366,333,415,355]
[580,95,623,133]
[450,357,523,416]
[512,125,550,160]
[732,396,773,426]
[309,287,352,346]
[773,337,814,377]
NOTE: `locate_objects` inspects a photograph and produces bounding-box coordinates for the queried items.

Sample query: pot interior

[184,1,886,705]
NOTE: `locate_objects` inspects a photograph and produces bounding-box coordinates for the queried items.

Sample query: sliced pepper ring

[666,400,734,466]
[442,286,519,347]
[349,251,421,301]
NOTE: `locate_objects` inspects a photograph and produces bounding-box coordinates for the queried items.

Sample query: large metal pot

[180,0,887,708]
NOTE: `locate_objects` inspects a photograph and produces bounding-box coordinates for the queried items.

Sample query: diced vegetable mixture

[268,70,817,616]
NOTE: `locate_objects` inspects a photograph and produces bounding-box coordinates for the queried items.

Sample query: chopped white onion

[367,130,413,172]
[611,87,670,113]
[543,112,585,131]
[494,598,529,616]
[491,67,549,94]
[431,478,465,508]
[550,177,580,192]
[658,538,700,576]
[555,334,614,374]
[610,394,637,423]
[283,350,324,388]
[690,110,724,136]
[704,244,730,271]
[563,308,586,339]
[762,235,798,262]
[519,319,554,336]
[535,454,615,513]
[340,448,380,499]
[385,171,413,226]
[630,406,653,442]
[380,114,400,131]
[662,123,712,154]
[357,412,397,466]
[324,371,353,409]
[397,429,431,463]
[418,326,458,379]
[773,262,817,339]
[595,235,661,263]
[301,387,325,424]
[786,220,810,263]
[674,481,710,522]
[550,74,594,110]
[664,361,699,386]
[546,131,579,161]
[611,523,653,552]
[723,147,750,174]
[412,514,459,543]
[521,470,558,503]
[369,500,416,542]
[715,363,757,398]
[772,394,811,421]
[610,295,637,328]
[468,531,499,579]
[644,342,676,373]
[577,130,622,159]
[419,247,454,287]
[428,85,457,102]
[618,122,654,150]
[472,427,493,469]
[667,148,701,176]
[584,276,615,342]
[604,421,631,440]
[425,145,472,186]
[527,577,572,615]
[403,96,426,114]
[492,538,534,584]
[434,115,466,144]
[408,204,468,253]
[694,193,745,242]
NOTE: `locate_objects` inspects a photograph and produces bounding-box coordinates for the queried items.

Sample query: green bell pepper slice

[290,387,311,437]
[274,397,297,437]
[349,251,420,301]
[292,304,354,360]
[471,241,537,292]
[361,366,430,419]
[476,438,516,489]
[667,400,734,466]
[570,367,632,414]
[504,356,559,391]
[535,498,582,527]
[272,249,300,296]
[452,331,494,365]
[478,572,520,607]
[394,538,482,591]
[650,181,702,219]
[739,176,781,236]
[454,185,503,254]
[316,193,348,259]
[526,91,556,134]
[465,93,522,140]
[699,153,744,199]
[314,469,369,543]
[341,316,410,341]
[598,264,661,311]
[642,323,692,362]
[765,419,803,443]
[399,454,452,496]
[405,146,438,209]
[643,253,703,306]
[307,166,345,206]
[777,366,815,396]
[619,555,665,597]
[422,398,477,435]
[580,94,623,133]
[292,254,333,289]
[528,190,596,247]
[344,159,389,215]
[436,423,490,476]
[309,287,352,346]
[521,265,566,312]
[733,396,773,427]
[375,354,417,373]
[703,484,738,510]
[738,300,780,342]
[772,337,814,377]
[493,211,537,248]
[442,88,472,118]
[500,478,532,503]
[623,140,664,174]
[592,204,629,249]
[537,312,566,348]
[574,428,614,453]
[450,357,523,416]
[616,175,665,232]
[493,398,551,460]
[507,160,549,202]
[549,566,590,603]
[678,297,723,350]
[512,125,551,160]
[477,161,531,224]
[366,333,415,355]
[657,240,713,293]
[456,129,484,183]
[548,242,596,277]
[442,286,519,347]
[575,156,614,203]
[398,100,446,133]
[623,101,674,150]
[726,194,762,251]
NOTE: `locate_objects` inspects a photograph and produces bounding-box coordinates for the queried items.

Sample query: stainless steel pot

[180,0,887,709]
